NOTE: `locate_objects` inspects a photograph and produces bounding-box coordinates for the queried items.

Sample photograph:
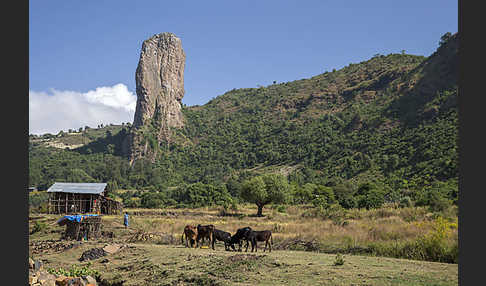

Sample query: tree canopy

[240,173,290,216]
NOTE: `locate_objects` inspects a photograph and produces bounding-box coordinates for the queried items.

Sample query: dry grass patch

[30,203,457,264]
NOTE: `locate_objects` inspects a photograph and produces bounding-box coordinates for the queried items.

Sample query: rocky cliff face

[133,32,186,129]
[123,32,186,164]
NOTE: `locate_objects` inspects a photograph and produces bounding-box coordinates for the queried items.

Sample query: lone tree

[240,173,290,216]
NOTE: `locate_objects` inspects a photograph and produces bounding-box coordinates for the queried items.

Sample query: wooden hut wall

[48,192,102,214]
[100,197,123,215]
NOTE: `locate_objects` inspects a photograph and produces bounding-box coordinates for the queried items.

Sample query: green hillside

[29,33,458,209]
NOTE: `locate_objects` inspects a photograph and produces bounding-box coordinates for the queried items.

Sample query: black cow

[213,229,236,251]
[196,224,215,249]
[247,230,273,252]
[228,227,252,252]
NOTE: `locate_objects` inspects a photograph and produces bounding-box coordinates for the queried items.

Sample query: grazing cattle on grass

[213,229,236,251]
[247,230,273,252]
[182,225,198,248]
[196,224,215,249]
[229,226,253,252]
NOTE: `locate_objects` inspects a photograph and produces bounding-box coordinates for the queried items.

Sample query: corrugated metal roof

[47,182,107,194]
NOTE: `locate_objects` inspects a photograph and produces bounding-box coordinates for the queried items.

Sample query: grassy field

[115,204,457,261]
[32,242,457,286]
[28,205,458,285]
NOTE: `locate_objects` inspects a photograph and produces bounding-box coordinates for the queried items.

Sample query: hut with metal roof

[47,182,122,215]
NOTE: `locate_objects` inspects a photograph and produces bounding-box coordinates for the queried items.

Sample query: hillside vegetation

[29,33,458,215]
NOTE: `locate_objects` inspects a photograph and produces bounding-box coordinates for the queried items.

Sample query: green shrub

[302,204,346,225]
[140,192,169,209]
[418,216,457,263]
[47,263,100,278]
[399,196,413,208]
[30,221,47,235]
[428,191,452,213]
[123,197,141,208]
[173,182,233,208]
[312,188,335,208]
[292,183,315,204]
[29,192,49,212]
[415,181,456,212]
[271,204,287,213]
[368,216,458,263]
[332,184,357,209]
[356,183,385,209]
[334,253,345,266]
[293,184,336,208]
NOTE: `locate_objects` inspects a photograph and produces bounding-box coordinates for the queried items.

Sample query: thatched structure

[57,214,102,240]
[47,182,122,215]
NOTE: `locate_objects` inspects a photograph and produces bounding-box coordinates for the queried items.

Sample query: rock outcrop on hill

[123,32,186,164]
[133,32,186,129]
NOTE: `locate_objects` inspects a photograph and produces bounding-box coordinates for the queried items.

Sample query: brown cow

[196,224,215,249]
[182,225,198,248]
[247,230,273,252]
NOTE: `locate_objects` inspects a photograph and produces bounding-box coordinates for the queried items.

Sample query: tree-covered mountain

[29,33,458,206]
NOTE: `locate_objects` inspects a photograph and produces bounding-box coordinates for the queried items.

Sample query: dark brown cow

[247,230,273,252]
[196,224,215,249]
[229,226,252,252]
[182,225,198,248]
[213,229,236,251]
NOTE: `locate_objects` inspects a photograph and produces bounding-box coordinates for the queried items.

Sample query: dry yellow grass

[31,203,456,263]
[99,204,457,255]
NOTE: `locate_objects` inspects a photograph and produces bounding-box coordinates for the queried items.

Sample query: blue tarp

[57,214,99,224]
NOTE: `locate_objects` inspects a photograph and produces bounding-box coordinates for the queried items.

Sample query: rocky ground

[29,257,98,286]
[28,243,127,285]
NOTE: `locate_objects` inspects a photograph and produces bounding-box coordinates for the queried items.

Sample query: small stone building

[47,182,122,215]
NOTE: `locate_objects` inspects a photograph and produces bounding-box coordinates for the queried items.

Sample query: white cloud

[29,83,137,135]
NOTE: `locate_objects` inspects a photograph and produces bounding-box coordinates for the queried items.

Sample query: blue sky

[29,1,457,134]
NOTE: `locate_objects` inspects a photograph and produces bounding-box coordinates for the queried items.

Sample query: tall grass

[116,204,457,263]
[368,217,458,263]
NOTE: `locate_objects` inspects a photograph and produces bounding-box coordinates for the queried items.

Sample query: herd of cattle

[182,225,273,252]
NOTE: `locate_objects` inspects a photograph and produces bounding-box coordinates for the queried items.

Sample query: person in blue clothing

[124,212,129,228]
